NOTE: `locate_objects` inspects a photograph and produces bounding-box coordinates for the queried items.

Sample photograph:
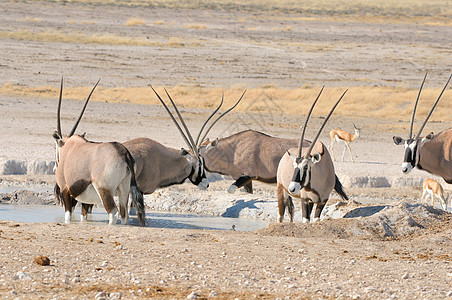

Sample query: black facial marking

[292,167,301,183]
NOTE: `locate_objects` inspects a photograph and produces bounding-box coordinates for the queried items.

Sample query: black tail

[54,183,63,205]
[334,175,349,201]
[124,150,146,226]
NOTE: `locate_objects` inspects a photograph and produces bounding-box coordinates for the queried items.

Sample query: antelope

[277,87,349,223]
[393,73,452,183]
[199,130,308,194]
[329,124,361,162]
[53,78,146,226]
[422,179,449,210]
[122,87,246,195]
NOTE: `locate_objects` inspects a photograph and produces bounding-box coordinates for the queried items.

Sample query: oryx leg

[287,196,295,223]
[312,202,326,222]
[94,186,118,225]
[62,188,76,224]
[228,176,253,194]
[243,180,253,194]
[80,203,93,221]
[301,198,312,223]
[116,177,131,225]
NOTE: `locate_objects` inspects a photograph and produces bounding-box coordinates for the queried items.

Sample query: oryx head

[393,73,451,174]
[288,87,347,195]
[52,77,100,166]
[151,86,245,190]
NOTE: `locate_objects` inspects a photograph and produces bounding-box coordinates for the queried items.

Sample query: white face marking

[288,181,301,195]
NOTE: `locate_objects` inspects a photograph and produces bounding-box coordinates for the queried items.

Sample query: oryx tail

[334,175,349,201]
[124,149,146,226]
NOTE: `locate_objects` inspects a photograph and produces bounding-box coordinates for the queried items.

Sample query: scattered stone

[447,291,452,297]
[34,256,50,266]
[401,272,409,279]
[209,291,218,297]
[94,292,106,300]
[14,271,31,280]
[109,292,121,299]
[187,291,200,299]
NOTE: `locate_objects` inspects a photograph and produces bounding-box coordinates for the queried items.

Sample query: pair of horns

[151,86,246,157]
[297,87,348,160]
[56,77,100,138]
[409,72,452,140]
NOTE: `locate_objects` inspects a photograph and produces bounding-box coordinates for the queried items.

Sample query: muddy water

[0,204,269,231]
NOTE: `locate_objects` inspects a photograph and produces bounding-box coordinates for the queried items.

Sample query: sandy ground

[0,1,452,299]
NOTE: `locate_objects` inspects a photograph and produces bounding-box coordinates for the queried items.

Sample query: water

[0,204,269,231]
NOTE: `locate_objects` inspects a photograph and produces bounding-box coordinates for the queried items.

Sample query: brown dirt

[0,1,451,299]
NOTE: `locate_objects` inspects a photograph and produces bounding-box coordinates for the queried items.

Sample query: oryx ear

[423,132,434,141]
[180,148,190,156]
[393,136,404,145]
[53,131,62,141]
[211,138,218,147]
[286,150,297,161]
[80,132,86,139]
[311,153,322,164]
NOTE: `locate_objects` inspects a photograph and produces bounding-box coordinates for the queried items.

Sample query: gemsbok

[329,124,361,162]
[53,78,146,226]
[422,179,449,210]
[277,87,349,223]
[393,73,452,183]
[122,87,246,195]
[199,130,308,194]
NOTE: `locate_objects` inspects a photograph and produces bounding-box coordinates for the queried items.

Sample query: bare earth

[0,1,452,299]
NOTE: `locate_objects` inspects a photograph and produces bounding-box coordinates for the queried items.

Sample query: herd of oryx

[52,73,451,226]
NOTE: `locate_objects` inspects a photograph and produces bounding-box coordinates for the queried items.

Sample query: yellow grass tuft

[126,17,146,26]
[187,24,207,30]
[153,20,166,25]
[0,84,450,123]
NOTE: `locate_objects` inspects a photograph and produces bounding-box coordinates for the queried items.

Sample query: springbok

[422,179,449,210]
[122,87,246,195]
[53,78,146,226]
[393,73,452,183]
[329,124,361,162]
[277,87,349,223]
[199,130,308,194]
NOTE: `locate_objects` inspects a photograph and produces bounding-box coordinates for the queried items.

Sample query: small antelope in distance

[277,87,349,223]
[329,124,361,162]
[53,78,145,226]
[122,87,246,195]
[422,179,449,210]
[393,73,452,183]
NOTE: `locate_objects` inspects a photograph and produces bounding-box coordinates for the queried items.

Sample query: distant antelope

[422,179,449,210]
[393,73,452,183]
[277,87,349,223]
[329,124,361,162]
[53,78,145,226]
[199,130,308,194]
[123,88,246,195]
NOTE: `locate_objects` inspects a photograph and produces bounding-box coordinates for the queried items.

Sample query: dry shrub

[34,256,50,266]
[126,17,146,26]
[153,20,165,25]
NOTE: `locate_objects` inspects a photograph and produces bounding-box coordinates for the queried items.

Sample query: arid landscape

[0,0,451,299]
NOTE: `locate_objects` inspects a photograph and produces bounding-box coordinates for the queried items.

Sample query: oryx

[123,87,246,195]
[53,78,145,226]
[277,87,349,223]
[199,130,309,194]
[393,73,452,183]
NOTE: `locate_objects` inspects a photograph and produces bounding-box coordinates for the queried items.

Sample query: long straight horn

[296,86,324,159]
[304,89,348,158]
[56,77,63,137]
[150,86,194,152]
[68,78,101,137]
[164,88,198,157]
[195,94,224,146]
[415,73,452,139]
[409,72,428,139]
[197,89,246,146]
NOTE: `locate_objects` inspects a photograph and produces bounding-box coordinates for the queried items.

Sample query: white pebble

[109,292,121,300]
[402,272,409,279]
[14,271,32,281]
[94,292,106,300]
[187,291,200,299]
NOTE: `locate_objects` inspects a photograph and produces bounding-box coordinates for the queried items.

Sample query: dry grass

[1,84,450,122]
[125,17,146,26]
[0,30,202,47]
[38,0,452,25]
[187,24,207,30]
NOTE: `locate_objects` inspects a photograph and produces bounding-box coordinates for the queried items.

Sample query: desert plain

[0,0,451,299]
